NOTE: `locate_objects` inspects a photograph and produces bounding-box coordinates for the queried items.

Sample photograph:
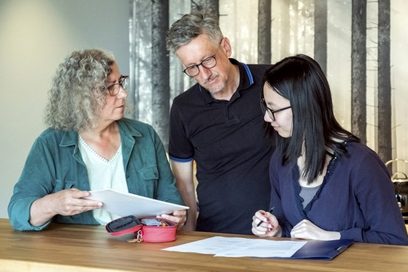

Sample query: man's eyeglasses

[183,55,217,77]
[260,97,291,121]
[105,75,129,96]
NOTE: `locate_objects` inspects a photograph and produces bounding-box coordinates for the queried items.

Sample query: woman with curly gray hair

[8,49,186,231]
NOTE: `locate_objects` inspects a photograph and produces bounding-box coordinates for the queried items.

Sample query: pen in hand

[257,207,274,227]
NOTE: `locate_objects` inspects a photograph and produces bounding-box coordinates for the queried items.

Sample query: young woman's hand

[251,210,281,238]
[290,219,341,240]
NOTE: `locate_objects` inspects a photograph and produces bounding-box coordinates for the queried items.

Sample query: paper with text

[163,236,307,258]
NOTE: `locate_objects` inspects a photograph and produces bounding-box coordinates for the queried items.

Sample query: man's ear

[220,37,232,57]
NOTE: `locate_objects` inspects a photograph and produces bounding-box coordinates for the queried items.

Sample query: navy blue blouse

[269,141,408,245]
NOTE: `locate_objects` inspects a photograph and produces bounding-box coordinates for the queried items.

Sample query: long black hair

[263,54,359,183]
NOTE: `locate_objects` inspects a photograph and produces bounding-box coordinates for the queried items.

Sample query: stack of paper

[163,236,353,260]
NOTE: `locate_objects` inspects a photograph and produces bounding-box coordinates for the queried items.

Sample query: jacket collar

[58,119,143,166]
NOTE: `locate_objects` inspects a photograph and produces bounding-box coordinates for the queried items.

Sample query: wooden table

[0,219,407,272]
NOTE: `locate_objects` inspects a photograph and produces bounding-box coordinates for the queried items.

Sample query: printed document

[163,236,307,258]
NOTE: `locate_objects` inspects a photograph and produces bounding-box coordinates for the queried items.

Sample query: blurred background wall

[0,0,129,218]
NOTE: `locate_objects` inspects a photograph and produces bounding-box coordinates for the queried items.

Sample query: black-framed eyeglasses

[183,55,217,77]
[105,75,129,96]
[260,97,291,121]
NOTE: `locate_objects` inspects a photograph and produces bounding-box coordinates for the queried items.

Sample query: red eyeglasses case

[106,215,176,243]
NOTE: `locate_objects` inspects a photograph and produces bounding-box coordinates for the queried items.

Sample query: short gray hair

[45,49,115,131]
[166,11,223,53]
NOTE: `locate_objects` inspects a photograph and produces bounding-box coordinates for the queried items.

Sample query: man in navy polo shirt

[166,11,275,234]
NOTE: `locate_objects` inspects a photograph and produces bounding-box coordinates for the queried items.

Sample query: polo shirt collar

[199,58,254,104]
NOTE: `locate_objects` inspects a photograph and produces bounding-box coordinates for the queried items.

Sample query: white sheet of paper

[163,236,307,258]
[86,189,189,218]
[163,236,241,255]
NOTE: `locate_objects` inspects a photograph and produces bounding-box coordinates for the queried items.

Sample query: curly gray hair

[45,49,115,131]
[166,11,223,53]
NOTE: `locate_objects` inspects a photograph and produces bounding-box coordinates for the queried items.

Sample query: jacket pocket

[136,166,159,198]
[139,166,159,180]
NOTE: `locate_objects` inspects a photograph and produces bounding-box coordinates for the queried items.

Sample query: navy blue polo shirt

[169,59,275,234]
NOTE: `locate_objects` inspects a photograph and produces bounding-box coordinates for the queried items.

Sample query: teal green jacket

[8,118,183,231]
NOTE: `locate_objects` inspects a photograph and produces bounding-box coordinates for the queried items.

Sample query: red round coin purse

[105,215,176,243]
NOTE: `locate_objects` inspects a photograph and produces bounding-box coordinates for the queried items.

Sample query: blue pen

[257,207,274,227]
